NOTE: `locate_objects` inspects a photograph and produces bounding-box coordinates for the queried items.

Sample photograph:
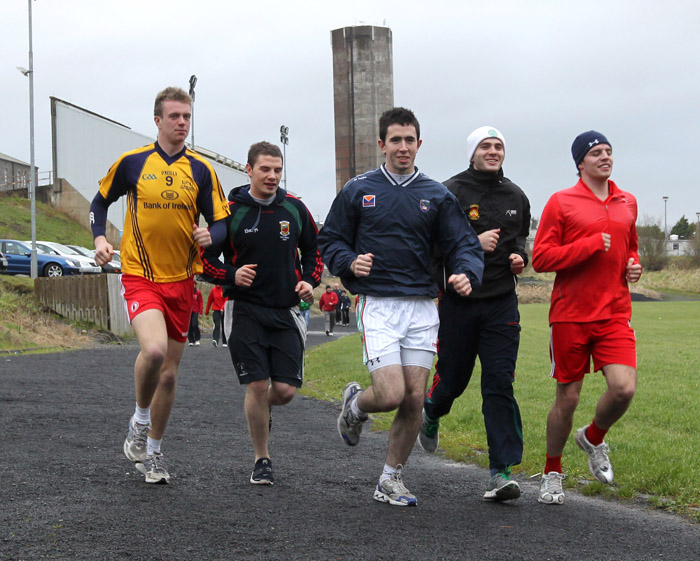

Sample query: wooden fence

[34,274,131,337]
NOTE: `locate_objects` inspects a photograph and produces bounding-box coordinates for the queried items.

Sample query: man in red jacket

[187,283,203,346]
[319,285,338,336]
[532,131,642,506]
[206,284,228,347]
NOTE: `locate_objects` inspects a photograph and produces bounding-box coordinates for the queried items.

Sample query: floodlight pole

[189,75,197,150]
[663,196,669,240]
[26,0,37,278]
[280,125,289,189]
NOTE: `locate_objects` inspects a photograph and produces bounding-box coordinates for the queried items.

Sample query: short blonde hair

[154,87,192,117]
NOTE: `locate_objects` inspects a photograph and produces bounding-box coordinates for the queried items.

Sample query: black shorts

[228,300,306,387]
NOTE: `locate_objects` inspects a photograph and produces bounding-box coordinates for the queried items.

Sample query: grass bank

[301,300,700,520]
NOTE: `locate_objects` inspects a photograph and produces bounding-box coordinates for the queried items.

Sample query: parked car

[67,244,121,274]
[0,250,8,272]
[0,239,83,277]
[29,241,102,274]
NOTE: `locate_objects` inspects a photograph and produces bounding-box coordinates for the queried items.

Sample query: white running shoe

[337,382,367,446]
[123,417,149,463]
[538,472,566,505]
[373,469,417,507]
[574,426,614,484]
[137,452,170,484]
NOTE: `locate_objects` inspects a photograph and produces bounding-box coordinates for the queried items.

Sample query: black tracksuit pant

[425,290,523,471]
[212,309,225,345]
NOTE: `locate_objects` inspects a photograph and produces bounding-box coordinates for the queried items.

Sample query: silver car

[31,241,102,274]
[67,244,122,274]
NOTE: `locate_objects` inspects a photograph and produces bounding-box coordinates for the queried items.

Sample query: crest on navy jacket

[420,199,430,212]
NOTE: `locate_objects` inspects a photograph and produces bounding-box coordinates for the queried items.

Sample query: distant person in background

[333,282,343,324]
[339,290,352,326]
[206,284,228,348]
[90,86,229,484]
[533,131,641,506]
[187,283,203,346]
[418,126,530,503]
[201,141,323,486]
[319,285,338,336]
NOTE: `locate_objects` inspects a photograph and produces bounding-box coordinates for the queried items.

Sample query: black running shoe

[250,457,274,485]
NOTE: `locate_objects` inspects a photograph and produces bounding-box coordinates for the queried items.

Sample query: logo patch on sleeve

[363,195,376,208]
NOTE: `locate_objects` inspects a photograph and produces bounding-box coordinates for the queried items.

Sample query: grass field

[301,300,700,519]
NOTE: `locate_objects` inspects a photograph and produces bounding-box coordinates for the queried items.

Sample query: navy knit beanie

[571,131,611,167]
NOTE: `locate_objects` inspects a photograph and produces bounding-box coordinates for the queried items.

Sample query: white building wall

[52,98,247,231]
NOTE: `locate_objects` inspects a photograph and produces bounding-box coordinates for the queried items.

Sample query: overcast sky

[3,0,699,231]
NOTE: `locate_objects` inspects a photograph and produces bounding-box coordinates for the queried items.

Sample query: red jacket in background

[192,289,203,314]
[532,179,639,324]
[206,285,227,315]
[319,291,338,312]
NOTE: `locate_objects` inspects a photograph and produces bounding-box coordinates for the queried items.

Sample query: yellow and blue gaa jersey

[97,142,230,282]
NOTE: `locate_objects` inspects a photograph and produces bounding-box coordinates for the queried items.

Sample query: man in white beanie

[419,126,531,502]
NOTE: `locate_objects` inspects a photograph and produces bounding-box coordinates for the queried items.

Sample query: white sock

[380,463,400,483]
[134,404,150,426]
[147,437,161,456]
[350,393,367,419]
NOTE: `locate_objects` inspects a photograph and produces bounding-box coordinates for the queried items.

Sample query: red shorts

[120,274,194,343]
[549,319,636,383]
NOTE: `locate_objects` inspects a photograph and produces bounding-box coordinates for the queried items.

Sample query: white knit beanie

[466,126,506,164]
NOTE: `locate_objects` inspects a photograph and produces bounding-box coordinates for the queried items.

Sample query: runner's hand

[235,264,257,287]
[448,273,472,297]
[193,223,212,248]
[351,253,374,277]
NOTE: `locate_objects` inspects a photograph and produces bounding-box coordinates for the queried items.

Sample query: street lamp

[662,196,669,240]
[18,0,37,278]
[280,126,289,189]
[696,212,700,239]
[189,75,197,149]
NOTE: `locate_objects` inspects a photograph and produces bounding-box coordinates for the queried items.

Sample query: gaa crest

[279,220,290,240]
[468,204,480,221]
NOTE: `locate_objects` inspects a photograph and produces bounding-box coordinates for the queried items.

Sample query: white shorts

[357,295,438,372]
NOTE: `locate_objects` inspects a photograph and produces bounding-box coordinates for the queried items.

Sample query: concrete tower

[331,25,394,192]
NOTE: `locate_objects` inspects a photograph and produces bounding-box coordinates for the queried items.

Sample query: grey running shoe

[337,382,367,446]
[418,409,440,453]
[123,417,149,463]
[212,340,218,347]
[483,469,521,501]
[538,472,565,505]
[250,457,274,485]
[373,469,417,507]
[574,426,614,484]
[138,452,170,484]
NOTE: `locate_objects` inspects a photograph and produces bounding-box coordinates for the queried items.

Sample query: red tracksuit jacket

[532,179,640,324]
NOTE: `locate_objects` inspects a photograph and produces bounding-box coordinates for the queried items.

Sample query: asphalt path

[1,313,698,560]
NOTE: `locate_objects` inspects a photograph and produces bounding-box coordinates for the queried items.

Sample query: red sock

[544,454,562,474]
[585,420,608,446]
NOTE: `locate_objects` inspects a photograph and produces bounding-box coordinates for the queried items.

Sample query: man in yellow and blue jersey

[90,86,230,484]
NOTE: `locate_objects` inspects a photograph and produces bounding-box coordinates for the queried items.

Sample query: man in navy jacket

[319,107,483,507]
